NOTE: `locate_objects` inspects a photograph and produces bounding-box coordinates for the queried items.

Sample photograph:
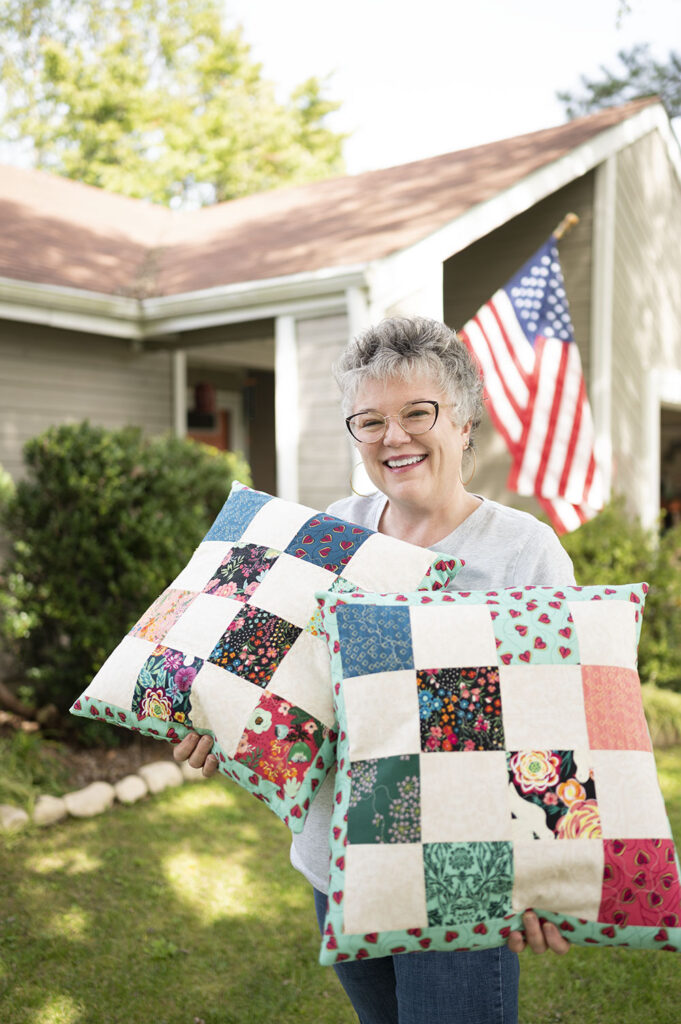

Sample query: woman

[176,317,574,1023]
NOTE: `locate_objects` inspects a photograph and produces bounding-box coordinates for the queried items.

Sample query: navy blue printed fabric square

[203,543,279,602]
[208,606,301,687]
[203,488,272,542]
[284,514,372,572]
[336,605,414,677]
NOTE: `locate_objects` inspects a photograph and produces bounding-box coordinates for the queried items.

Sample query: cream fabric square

[190,661,261,756]
[340,533,440,592]
[591,750,672,839]
[568,600,638,669]
[163,593,243,659]
[500,665,589,749]
[409,604,498,669]
[343,843,428,934]
[267,630,335,726]
[85,635,155,707]
[170,541,233,591]
[512,840,604,918]
[420,751,511,842]
[344,670,420,761]
[240,497,316,550]
[250,552,336,628]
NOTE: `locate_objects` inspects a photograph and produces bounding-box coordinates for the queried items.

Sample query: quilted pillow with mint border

[315,583,681,962]
[70,482,461,832]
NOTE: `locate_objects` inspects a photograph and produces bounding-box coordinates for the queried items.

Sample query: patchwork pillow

[70,482,461,831]
[315,583,681,962]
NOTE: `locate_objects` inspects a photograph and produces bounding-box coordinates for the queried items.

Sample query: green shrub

[561,497,681,692]
[642,685,681,748]
[0,732,69,810]
[0,422,251,716]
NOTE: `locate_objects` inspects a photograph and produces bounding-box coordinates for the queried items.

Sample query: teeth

[386,455,425,468]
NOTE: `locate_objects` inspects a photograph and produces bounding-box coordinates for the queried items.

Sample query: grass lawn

[1,749,680,1024]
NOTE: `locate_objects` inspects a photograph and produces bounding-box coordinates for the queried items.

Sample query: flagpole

[553,212,579,241]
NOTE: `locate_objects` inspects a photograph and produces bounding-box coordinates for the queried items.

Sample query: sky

[223,0,681,174]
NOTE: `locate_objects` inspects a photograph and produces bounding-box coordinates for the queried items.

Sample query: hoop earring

[459,446,476,487]
[350,462,377,498]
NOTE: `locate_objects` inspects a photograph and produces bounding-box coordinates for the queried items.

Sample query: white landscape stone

[114,774,148,804]
[63,781,115,818]
[33,794,68,826]
[0,803,29,831]
[137,760,184,794]
[180,760,208,782]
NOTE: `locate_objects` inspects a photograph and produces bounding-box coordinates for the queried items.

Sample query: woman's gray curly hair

[334,316,484,437]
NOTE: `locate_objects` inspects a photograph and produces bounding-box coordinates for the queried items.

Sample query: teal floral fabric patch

[316,584,681,962]
[71,482,461,832]
[424,842,513,925]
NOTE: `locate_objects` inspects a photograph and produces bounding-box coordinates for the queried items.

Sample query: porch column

[591,155,617,502]
[172,350,187,438]
[275,315,300,501]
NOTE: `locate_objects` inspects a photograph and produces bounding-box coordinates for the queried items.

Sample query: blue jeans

[314,888,519,1024]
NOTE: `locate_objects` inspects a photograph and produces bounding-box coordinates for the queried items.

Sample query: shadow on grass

[0,782,354,1024]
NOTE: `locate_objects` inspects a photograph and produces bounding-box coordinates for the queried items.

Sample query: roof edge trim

[369,103,679,286]
[0,264,368,337]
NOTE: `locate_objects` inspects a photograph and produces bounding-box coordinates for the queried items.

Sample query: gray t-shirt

[289,493,576,892]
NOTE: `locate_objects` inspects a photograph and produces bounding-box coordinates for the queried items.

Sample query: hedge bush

[561,497,681,692]
[0,422,251,718]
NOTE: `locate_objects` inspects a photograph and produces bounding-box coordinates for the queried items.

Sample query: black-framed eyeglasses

[345,400,440,443]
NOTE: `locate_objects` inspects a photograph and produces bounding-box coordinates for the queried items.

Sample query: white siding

[296,313,351,510]
[610,130,681,521]
[0,321,173,479]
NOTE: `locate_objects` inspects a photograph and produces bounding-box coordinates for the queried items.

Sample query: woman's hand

[173,731,219,778]
[507,911,570,955]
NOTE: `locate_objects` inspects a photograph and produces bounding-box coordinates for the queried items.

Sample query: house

[1,97,680,527]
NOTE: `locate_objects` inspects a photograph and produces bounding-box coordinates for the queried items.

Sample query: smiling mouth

[384,454,427,469]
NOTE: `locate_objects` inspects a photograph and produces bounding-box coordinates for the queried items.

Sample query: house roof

[0,97,663,299]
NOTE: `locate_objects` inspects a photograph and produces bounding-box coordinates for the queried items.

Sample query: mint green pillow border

[316,583,681,964]
[71,694,335,828]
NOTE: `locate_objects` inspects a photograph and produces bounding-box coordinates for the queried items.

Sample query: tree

[557,43,681,122]
[0,0,345,205]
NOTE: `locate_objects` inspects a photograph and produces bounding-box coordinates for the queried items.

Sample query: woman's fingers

[506,929,527,954]
[173,732,200,762]
[507,913,571,955]
[173,732,219,777]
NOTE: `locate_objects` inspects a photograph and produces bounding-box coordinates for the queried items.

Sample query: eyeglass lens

[348,401,438,442]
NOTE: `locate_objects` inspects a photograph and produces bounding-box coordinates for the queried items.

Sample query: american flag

[458,236,603,533]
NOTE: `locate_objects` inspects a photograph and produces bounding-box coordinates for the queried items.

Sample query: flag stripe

[459,325,524,450]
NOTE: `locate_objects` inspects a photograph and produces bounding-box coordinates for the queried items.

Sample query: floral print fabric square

[234,690,327,800]
[132,644,202,727]
[508,749,602,840]
[417,666,503,752]
[348,755,421,844]
[203,543,279,602]
[424,842,513,925]
[208,605,301,686]
[285,515,372,572]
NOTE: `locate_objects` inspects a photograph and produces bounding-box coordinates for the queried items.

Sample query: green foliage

[561,497,681,691]
[557,43,681,121]
[642,685,681,748]
[0,0,346,205]
[0,422,251,714]
[0,731,69,810]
